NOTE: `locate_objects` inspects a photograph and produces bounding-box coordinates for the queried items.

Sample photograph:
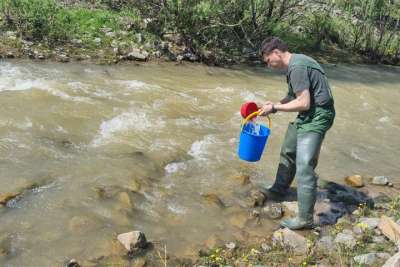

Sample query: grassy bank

[0,0,399,65]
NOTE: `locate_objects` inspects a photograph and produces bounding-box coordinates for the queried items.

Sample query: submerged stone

[345,175,364,188]
[201,193,225,208]
[117,192,133,210]
[229,211,248,229]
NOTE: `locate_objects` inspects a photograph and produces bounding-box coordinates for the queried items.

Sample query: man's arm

[259,89,310,115]
[274,89,310,112]
[279,95,293,104]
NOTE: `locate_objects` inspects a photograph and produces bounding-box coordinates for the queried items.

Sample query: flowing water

[0,59,399,266]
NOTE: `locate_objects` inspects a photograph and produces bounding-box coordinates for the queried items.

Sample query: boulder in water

[0,192,20,206]
[117,231,149,252]
[201,193,225,209]
[345,175,364,188]
[371,176,390,186]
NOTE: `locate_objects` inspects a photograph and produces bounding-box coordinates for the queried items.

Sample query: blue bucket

[238,123,270,162]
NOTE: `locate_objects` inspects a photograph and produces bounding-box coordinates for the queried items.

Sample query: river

[0,59,399,266]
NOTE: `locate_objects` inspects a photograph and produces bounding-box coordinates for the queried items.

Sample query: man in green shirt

[258,37,335,230]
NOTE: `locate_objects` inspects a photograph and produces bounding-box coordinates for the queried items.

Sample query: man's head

[260,37,291,70]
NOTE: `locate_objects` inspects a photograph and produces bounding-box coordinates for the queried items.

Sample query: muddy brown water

[0,59,399,266]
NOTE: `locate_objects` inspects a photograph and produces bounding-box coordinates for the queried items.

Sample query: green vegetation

[0,0,399,64]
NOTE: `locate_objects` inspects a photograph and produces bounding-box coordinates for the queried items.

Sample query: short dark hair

[259,37,288,56]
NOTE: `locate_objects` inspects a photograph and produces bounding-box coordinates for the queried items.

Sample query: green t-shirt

[286,54,335,135]
[286,54,333,108]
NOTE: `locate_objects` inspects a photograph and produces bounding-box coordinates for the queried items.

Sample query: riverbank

[0,31,371,66]
[25,174,397,267]
[1,1,399,67]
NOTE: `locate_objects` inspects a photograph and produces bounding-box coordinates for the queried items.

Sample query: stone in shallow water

[65,259,81,267]
[0,192,20,206]
[229,211,248,229]
[371,176,389,185]
[117,231,148,251]
[354,253,377,265]
[201,193,225,208]
[68,216,95,234]
[249,189,266,207]
[126,178,141,192]
[345,175,364,188]
[230,173,251,186]
[117,192,133,210]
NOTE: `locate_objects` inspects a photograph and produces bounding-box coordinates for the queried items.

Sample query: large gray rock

[316,236,334,252]
[126,48,149,61]
[117,231,148,251]
[334,231,356,248]
[372,235,386,243]
[359,217,380,229]
[262,203,283,219]
[94,38,102,45]
[383,251,400,267]
[354,253,377,265]
[272,228,307,254]
[372,176,390,185]
[377,253,392,260]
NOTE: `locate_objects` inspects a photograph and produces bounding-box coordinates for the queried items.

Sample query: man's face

[262,49,284,70]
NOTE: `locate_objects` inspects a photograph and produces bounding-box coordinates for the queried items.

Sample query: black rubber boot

[267,122,297,199]
[280,132,324,230]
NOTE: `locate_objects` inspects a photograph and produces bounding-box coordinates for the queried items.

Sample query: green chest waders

[267,59,335,230]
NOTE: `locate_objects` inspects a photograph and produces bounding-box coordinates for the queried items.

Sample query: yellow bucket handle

[241,110,271,130]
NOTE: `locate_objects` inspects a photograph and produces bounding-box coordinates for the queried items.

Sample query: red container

[240,102,259,118]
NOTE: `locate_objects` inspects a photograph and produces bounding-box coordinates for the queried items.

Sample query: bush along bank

[0,0,399,66]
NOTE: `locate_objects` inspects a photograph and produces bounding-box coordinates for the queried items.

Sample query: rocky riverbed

[4,174,394,267]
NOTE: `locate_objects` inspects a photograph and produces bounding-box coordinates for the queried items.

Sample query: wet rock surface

[272,228,307,254]
[345,174,364,188]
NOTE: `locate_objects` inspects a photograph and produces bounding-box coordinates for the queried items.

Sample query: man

[258,37,335,230]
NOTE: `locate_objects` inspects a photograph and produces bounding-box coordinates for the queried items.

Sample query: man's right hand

[259,103,274,116]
